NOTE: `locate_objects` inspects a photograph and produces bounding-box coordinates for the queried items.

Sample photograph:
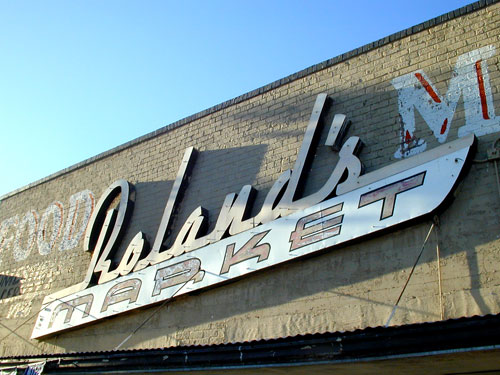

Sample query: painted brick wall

[0,0,499,357]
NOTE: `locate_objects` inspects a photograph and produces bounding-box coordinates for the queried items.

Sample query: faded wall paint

[0,190,94,265]
[0,1,499,358]
[393,45,500,158]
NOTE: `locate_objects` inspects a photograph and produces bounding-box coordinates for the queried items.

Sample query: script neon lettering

[59,93,364,291]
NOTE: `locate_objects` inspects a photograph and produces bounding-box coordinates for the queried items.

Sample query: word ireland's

[32,94,475,338]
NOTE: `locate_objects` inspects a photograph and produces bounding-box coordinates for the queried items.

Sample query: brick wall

[0,0,499,357]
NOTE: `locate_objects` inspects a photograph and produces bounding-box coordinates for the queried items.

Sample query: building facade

[1,1,499,373]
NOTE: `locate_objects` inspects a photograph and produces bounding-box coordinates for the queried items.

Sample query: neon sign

[32,94,475,338]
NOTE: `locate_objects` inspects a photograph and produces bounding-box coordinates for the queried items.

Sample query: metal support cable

[0,321,42,353]
[0,292,108,348]
[385,222,435,327]
[435,225,445,320]
[114,272,199,351]
[494,160,500,200]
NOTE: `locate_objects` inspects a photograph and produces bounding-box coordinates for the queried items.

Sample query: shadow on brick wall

[113,144,268,263]
[0,274,22,300]
[39,75,500,351]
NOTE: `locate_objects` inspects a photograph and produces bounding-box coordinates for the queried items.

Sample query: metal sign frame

[31,94,476,339]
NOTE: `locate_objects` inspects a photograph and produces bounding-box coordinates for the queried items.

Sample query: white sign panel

[32,132,474,338]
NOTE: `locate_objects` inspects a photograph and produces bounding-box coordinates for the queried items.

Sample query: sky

[0,0,475,198]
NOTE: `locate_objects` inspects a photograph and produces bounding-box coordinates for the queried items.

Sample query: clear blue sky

[0,0,473,197]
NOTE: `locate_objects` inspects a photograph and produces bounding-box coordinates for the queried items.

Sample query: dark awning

[1,314,500,374]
